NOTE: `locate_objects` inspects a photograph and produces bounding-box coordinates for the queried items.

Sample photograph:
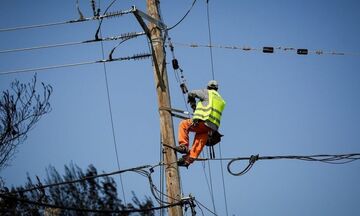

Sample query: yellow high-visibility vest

[193,90,226,127]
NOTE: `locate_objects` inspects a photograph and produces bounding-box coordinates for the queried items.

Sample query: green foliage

[0,163,154,215]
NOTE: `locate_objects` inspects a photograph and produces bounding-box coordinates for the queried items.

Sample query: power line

[218,144,229,216]
[170,42,359,56]
[94,0,121,40]
[206,0,215,80]
[0,193,183,214]
[2,165,151,195]
[0,8,133,33]
[223,153,360,176]
[0,53,151,76]
[1,152,359,214]
[205,150,217,215]
[200,152,216,214]
[0,161,196,214]
[194,199,218,216]
[3,152,358,194]
[167,0,197,31]
[159,135,166,216]
[0,161,178,206]
[203,2,221,214]
[0,32,145,54]
[97,0,127,203]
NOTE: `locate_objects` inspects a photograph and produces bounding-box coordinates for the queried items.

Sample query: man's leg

[177,119,192,153]
[189,131,209,159]
[187,121,211,163]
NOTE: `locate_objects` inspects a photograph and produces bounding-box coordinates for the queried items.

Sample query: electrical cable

[0,53,151,76]
[94,0,120,40]
[170,42,359,56]
[224,153,360,176]
[0,163,188,213]
[218,143,229,216]
[200,151,216,213]
[0,193,183,214]
[204,2,221,213]
[0,32,145,54]
[0,9,133,33]
[0,161,180,208]
[97,0,126,203]
[1,152,359,214]
[206,150,217,215]
[139,165,183,207]
[1,165,151,195]
[0,60,96,75]
[108,37,134,60]
[166,37,191,116]
[206,0,215,80]
[194,199,218,216]
[0,41,85,54]
[167,0,197,31]
[159,134,165,216]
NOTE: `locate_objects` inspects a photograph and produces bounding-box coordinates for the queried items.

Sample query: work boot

[173,145,189,154]
[177,157,190,168]
[177,155,194,168]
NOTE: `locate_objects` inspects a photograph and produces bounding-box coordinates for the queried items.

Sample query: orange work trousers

[178,119,211,161]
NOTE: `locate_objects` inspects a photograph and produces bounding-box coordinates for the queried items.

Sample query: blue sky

[1,0,360,215]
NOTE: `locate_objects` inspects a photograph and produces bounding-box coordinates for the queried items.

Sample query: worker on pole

[175,80,226,167]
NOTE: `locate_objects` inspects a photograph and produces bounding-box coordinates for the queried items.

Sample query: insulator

[105,11,124,18]
[180,83,188,94]
[172,59,179,70]
[132,53,151,60]
[297,49,308,55]
[263,47,274,53]
[91,0,96,16]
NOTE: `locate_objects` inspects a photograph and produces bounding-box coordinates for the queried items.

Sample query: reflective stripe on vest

[193,90,226,127]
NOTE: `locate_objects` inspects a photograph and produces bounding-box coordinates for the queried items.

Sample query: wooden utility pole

[146,0,184,216]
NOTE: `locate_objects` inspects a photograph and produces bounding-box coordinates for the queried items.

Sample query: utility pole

[146,1,184,216]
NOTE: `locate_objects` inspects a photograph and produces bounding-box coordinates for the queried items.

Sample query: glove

[188,101,196,111]
[187,96,195,104]
[191,103,196,111]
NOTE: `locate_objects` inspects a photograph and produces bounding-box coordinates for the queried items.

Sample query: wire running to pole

[221,153,360,176]
[170,42,358,56]
[218,143,229,216]
[204,1,226,214]
[206,0,215,80]
[0,193,183,214]
[205,148,217,215]
[0,8,133,33]
[194,199,218,216]
[200,152,215,211]
[0,32,145,54]
[2,153,359,195]
[0,61,96,75]
[1,165,151,195]
[0,53,151,76]
[159,134,165,216]
[0,41,85,54]
[167,0,197,31]
[97,0,126,203]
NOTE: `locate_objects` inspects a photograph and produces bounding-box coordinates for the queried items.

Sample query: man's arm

[187,89,208,111]
[188,89,208,101]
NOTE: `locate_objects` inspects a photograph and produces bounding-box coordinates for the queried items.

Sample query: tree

[0,163,155,215]
[0,74,52,171]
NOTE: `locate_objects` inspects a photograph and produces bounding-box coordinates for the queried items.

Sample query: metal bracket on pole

[131,5,168,91]
[132,6,167,29]
[131,5,167,39]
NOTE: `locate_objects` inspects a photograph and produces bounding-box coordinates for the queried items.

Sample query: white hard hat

[207,80,218,89]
